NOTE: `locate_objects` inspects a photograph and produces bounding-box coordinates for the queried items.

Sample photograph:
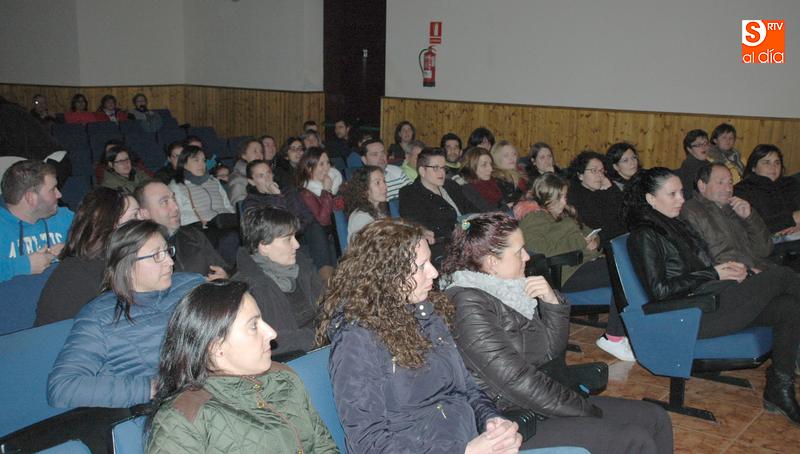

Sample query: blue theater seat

[0,264,58,335]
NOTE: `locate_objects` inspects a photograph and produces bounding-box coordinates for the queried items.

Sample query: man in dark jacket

[135,181,229,280]
[399,148,477,263]
[674,129,711,201]
[681,163,775,271]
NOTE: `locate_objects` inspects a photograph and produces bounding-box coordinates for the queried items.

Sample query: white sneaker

[596,335,636,362]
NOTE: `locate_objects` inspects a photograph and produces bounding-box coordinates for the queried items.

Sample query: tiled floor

[567,321,800,454]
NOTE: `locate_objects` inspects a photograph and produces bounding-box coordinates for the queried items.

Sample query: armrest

[642,294,720,315]
[547,250,584,268]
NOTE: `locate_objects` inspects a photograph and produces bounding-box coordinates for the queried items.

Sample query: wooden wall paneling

[380,97,800,173]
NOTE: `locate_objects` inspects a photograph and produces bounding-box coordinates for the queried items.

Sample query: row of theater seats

[0,317,587,454]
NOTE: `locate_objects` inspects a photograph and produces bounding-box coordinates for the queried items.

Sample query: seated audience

[36,188,140,326]
[97,94,128,123]
[442,212,673,453]
[625,168,800,424]
[226,138,265,205]
[681,163,774,271]
[401,139,426,182]
[273,137,305,191]
[154,141,183,184]
[259,134,278,163]
[316,219,522,453]
[146,280,337,454]
[47,220,204,408]
[30,94,56,126]
[343,166,388,241]
[468,126,496,150]
[566,150,626,243]
[399,148,477,263]
[302,119,318,133]
[301,130,323,150]
[0,160,73,282]
[491,140,528,204]
[234,206,322,355]
[359,138,410,200]
[388,120,416,162]
[441,132,464,176]
[708,122,744,183]
[128,93,163,132]
[100,145,150,193]
[675,129,710,200]
[169,145,236,249]
[453,147,506,212]
[69,93,88,112]
[526,142,561,180]
[135,181,229,280]
[210,163,230,185]
[241,160,313,226]
[519,173,633,361]
[296,147,338,279]
[606,142,641,191]
[734,144,800,234]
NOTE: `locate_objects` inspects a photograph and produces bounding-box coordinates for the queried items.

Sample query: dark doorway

[323,0,386,136]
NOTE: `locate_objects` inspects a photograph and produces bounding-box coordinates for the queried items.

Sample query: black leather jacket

[627,209,719,300]
[446,286,598,418]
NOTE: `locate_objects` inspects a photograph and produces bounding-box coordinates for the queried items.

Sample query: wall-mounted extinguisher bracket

[419,45,437,87]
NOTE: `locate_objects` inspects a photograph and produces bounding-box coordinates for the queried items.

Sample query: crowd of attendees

[4,96,800,453]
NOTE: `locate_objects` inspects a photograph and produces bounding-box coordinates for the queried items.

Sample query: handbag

[210,213,238,230]
[539,355,608,396]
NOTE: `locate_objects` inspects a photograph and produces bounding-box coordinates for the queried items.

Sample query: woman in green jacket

[147,280,338,454]
[519,173,633,362]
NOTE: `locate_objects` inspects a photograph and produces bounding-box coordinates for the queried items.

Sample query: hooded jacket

[327,305,499,453]
[46,272,205,408]
[0,205,73,282]
[147,363,338,454]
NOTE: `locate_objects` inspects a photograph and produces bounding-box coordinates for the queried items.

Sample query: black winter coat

[734,174,800,233]
[169,226,229,275]
[446,286,598,418]
[627,209,719,300]
[233,248,320,355]
[327,306,498,454]
[567,180,626,243]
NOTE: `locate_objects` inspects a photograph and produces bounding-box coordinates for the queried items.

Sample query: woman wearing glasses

[566,150,626,244]
[47,220,205,408]
[399,148,478,265]
[100,145,150,194]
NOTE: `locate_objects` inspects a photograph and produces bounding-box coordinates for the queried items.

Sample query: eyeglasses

[422,165,447,172]
[584,167,605,175]
[113,158,131,165]
[690,140,709,148]
[136,245,175,263]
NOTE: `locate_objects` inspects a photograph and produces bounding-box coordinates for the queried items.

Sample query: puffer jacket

[147,362,338,453]
[627,208,719,300]
[47,273,205,408]
[444,274,597,418]
[327,304,499,454]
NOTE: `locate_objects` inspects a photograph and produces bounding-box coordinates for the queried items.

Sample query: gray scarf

[443,270,538,320]
[251,253,299,292]
[185,172,211,186]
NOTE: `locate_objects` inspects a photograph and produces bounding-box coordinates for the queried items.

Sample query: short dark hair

[710,123,736,144]
[416,147,446,170]
[567,150,605,178]
[245,159,269,179]
[1,160,57,205]
[174,145,206,183]
[359,138,385,157]
[467,127,496,148]
[164,141,184,158]
[103,145,131,166]
[61,187,129,260]
[241,205,300,253]
[744,144,784,178]
[440,133,462,149]
[683,129,708,154]
[695,162,730,187]
[152,280,250,412]
[102,220,167,322]
[98,94,117,111]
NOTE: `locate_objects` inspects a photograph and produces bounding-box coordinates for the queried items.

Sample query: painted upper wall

[386,0,799,118]
[0,0,81,85]
[75,0,185,86]
[184,0,323,91]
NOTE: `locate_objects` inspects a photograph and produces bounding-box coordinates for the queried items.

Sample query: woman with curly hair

[342,165,389,241]
[316,218,522,454]
[441,212,672,453]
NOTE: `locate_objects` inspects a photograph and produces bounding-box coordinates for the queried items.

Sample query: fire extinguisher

[419,46,437,87]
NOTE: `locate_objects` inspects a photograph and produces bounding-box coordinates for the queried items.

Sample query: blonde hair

[490,140,525,187]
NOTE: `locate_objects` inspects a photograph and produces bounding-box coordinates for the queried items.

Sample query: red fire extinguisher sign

[429,21,442,44]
